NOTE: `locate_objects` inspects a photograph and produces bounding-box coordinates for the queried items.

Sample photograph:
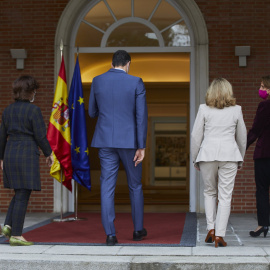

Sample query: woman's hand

[46,153,54,167]
[0,160,3,170]
[238,162,243,170]
[194,163,200,171]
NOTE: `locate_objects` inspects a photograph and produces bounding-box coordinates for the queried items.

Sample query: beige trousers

[200,161,238,237]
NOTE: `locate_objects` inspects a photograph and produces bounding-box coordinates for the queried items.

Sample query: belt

[8,136,35,141]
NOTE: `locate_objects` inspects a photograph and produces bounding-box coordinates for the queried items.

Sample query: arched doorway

[54,0,208,213]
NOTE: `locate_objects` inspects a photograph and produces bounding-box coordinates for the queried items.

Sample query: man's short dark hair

[112,50,131,67]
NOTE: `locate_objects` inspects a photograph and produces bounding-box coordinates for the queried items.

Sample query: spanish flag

[47,56,73,191]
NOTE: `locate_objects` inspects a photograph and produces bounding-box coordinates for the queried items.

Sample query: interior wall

[77,53,190,83]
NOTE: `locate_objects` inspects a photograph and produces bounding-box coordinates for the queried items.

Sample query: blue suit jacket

[88,68,148,149]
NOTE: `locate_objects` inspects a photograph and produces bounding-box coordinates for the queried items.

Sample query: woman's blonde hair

[205,78,236,109]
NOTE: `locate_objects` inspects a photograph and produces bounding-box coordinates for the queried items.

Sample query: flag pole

[51,41,73,222]
[52,168,74,222]
[60,168,63,220]
[73,181,87,221]
[48,40,74,222]
[70,47,86,221]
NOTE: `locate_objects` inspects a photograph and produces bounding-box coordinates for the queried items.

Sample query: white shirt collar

[114,67,126,73]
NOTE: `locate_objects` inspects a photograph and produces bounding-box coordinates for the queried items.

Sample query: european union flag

[68,56,91,191]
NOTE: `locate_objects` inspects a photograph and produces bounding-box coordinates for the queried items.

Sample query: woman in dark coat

[247,75,270,238]
[0,75,53,246]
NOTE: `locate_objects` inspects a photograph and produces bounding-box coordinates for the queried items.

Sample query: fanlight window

[75,0,191,47]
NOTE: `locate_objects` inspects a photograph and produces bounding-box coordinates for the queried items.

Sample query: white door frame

[54,0,209,213]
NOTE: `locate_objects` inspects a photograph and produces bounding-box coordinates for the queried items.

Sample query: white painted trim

[82,20,105,34]
[173,0,209,212]
[72,47,192,53]
[103,0,117,22]
[53,179,70,213]
[160,18,184,33]
[189,47,196,212]
[101,17,165,47]
[148,0,162,22]
[131,0,134,17]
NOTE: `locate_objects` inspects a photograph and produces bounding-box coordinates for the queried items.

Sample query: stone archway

[54,0,208,213]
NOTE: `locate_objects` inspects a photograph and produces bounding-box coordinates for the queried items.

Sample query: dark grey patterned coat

[0,100,52,190]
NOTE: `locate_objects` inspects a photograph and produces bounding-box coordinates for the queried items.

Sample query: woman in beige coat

[191,78,246,247]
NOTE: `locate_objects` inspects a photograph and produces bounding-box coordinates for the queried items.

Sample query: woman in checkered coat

[0,75,53,246]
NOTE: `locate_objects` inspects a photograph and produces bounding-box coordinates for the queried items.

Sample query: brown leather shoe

[214,236,227,248]
[205,229,215,243]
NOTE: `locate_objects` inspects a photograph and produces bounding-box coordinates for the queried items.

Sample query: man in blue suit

[88,50,148,246]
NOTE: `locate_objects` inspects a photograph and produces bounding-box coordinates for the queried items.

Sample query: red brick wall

[0,0,69,212]
[195,0,270,213]
[0,0,268,213]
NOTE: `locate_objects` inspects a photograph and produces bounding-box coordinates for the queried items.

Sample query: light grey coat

[191,104,247,168]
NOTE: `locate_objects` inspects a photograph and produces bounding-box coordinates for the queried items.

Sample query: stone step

[0,255,269,270]
[0,245,269,270]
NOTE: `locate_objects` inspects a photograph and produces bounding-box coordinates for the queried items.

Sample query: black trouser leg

[4,196,15,227]
[254,159,270,227]
[4,189,32,236]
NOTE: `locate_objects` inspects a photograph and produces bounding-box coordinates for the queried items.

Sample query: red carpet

[22,213,187,245]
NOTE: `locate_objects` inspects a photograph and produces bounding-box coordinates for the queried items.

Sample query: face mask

[259,89,269,100]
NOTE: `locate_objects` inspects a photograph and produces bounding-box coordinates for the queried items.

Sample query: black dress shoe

[106,235,118,246]
[133,228,147,241]
[249,226,269,238]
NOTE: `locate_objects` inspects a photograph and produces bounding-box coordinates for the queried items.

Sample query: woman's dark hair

[112,50,131,67]
[13,75,39,100]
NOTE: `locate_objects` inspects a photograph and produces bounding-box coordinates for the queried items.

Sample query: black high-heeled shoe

[249,226,269,237]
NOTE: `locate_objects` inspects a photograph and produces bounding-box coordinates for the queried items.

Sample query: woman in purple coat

[247,75,270,237]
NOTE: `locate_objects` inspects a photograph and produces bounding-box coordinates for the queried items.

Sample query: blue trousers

[98,148,144,236]
[5,189,32,236]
